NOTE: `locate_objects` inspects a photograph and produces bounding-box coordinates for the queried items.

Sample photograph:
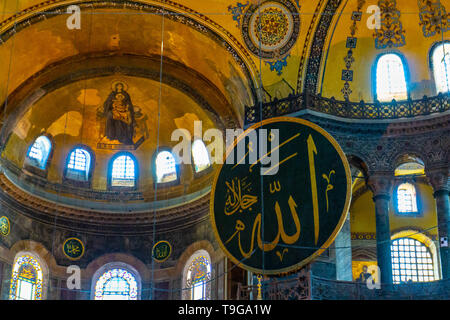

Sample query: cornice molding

[0,172,211,235]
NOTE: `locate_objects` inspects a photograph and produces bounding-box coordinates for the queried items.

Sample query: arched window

[65,147,92,181]
[183,250,212,300]
[110,154,136,188]
[155,150,177,184]
[26,136,52,170]
[9,254,44,300]
[391,237,435,283]
[376,53,408,102]
[94,268,139,300]
[192,139,211,173]
[396,183,418,213]
[431,42,450,94]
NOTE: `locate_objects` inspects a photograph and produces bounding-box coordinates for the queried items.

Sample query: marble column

[334,166,362,281]
[427,168,450,280]
[367,174,393,285]
[335,214,352,281]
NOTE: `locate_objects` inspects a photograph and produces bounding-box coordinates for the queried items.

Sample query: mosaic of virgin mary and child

[101,81,136,145]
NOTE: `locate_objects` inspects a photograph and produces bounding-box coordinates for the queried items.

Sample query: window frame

[23,134,54,178]
[9,252,47,300]
[182,249,212,300]
[107,152,139,191]
[191,139,212,177]
[63,144,95,188]
[390,236,436,284]
[152,147,181,188]
[372,51,410,102]
[91,262,141,300]
[392,180,422,216]
[429,40,450,94]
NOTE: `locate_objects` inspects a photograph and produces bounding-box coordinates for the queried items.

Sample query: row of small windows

[376,42,449,102]
[25,136,212,187]
[9,251,211,300]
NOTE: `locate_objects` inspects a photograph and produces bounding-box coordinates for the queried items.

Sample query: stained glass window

[431,42,450,94]
[9,254,44,300]
[186,255,211,300]
[391,238,435,283]
[397,183,418,213]
[376,54,408,102]
[66,148,91,181]
[94,268,138,300]
[27,136,52,170]
[155,151,177,183]
[111,154,135,187]
[192,140,211,173]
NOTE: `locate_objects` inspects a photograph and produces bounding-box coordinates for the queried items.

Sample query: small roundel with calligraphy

[0,216,10,236]
[63,238,85,261]
[152,240,172,263]
[210,117,351,275]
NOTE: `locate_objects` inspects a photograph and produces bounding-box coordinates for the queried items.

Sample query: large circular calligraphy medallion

[210,117,351,274]
[242,0,300,59]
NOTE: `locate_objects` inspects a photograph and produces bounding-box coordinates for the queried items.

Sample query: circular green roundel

[210,117,351,275]
[152,241,172,262]
[63,238,85,261]
[0,216,10,236]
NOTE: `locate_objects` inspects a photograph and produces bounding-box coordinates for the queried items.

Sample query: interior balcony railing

[245,91,450,125]
[236,271,450,300]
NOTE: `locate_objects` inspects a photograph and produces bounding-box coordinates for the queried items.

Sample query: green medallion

[152,240,172,262]
[0,216,10,236]
[210,117,351,275]
[63,238,85,261]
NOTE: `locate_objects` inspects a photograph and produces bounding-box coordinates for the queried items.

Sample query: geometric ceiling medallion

[241,0,300,60]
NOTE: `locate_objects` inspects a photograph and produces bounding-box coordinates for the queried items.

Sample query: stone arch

[85,252,149,282]
[347,154,369,180]
[392,151,427,170]
[174,240,216,275]
[8,240,55,300]
[89,260,143,300]
[175,240,215,300]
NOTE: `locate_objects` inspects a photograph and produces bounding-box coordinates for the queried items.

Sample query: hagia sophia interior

[0,0,448,300]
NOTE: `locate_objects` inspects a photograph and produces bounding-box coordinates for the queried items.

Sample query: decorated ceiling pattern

[1,0,447,107]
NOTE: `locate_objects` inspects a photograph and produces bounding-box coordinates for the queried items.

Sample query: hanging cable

[0,0,19,298]
[150,7,166,300]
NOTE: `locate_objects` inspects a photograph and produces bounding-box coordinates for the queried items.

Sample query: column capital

[426,167,450,195]
[367,174,394,199]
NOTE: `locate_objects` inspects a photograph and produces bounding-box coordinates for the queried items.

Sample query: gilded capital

[367,174,394,199]
[426,168,450,194]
